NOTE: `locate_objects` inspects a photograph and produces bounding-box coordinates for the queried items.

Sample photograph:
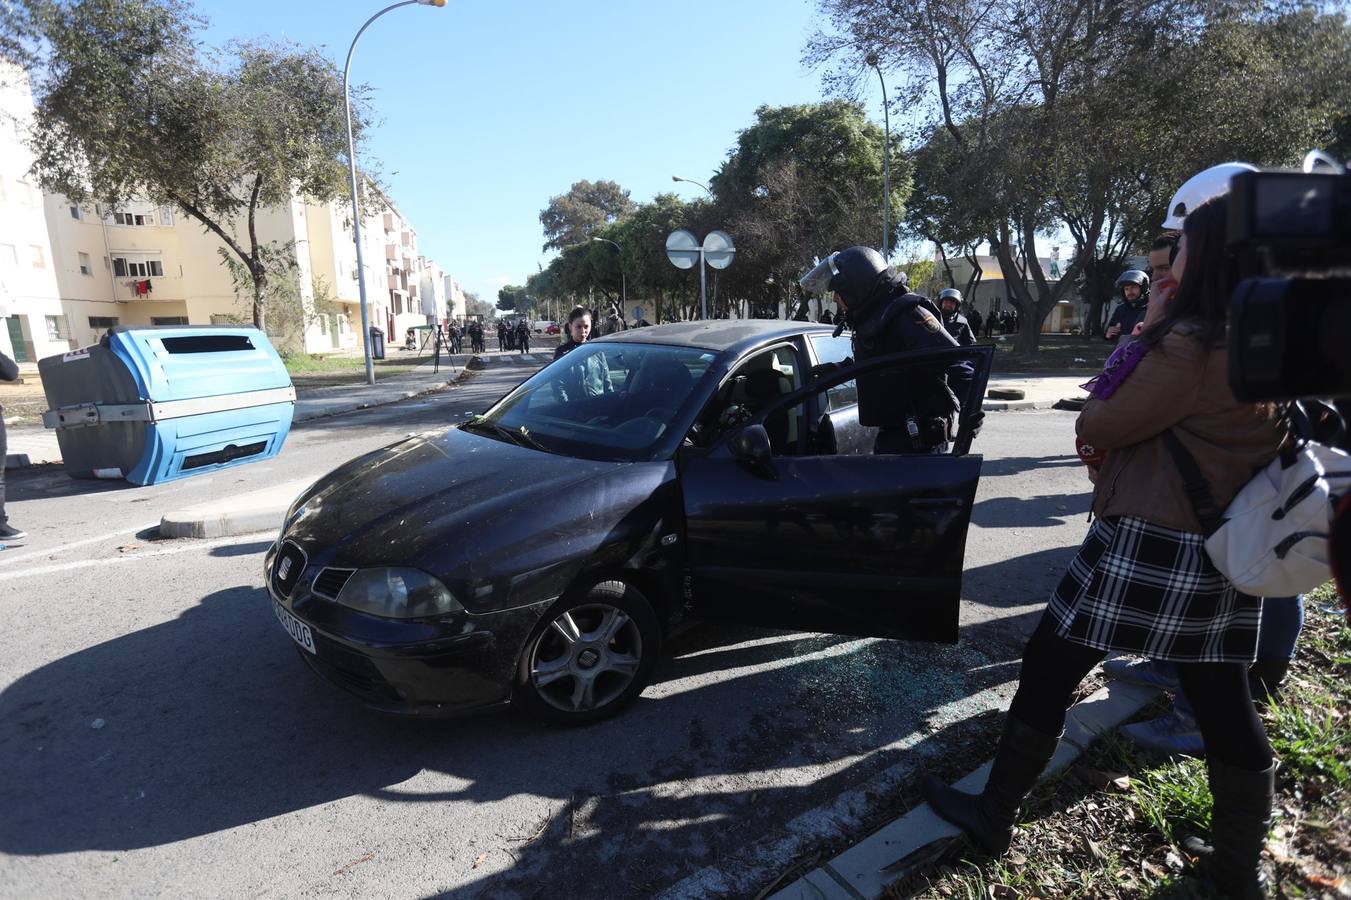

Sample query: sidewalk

[983,373,1087,411]
[3,353,496,470]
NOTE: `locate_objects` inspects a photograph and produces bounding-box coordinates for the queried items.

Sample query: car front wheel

[513,581,660,725]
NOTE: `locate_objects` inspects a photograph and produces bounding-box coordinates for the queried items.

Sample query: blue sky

[200,0,846,304]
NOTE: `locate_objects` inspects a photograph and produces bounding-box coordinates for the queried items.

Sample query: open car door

[680,345,993,643]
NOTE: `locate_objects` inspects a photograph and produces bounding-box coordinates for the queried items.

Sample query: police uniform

[800,247,974,454]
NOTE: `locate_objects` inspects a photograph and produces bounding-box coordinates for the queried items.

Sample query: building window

[151,316,188,326]
[30,245,45,268]
[78,252,93,276]
[16,179,33,207]
[112,256,165,278]
[45,315,69,341]
[88,316,119,329]
[112,211,154,227]
[69,204,82,221]
[158,206,175,227]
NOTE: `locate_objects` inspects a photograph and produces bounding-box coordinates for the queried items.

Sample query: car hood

[282,426,680,614]
[288,426,624,555]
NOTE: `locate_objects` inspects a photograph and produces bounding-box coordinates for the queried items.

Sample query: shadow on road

[0,564,1046,898]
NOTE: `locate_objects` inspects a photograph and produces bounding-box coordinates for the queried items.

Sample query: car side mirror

[730,424,777,478]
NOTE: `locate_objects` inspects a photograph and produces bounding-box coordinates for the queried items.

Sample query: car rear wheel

[513,581,660,725]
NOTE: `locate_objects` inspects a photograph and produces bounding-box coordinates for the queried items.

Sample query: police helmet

[937,288,963,306]
[1162,162,1257,229]
[1115,269,1150,292]
[799,246,897,306]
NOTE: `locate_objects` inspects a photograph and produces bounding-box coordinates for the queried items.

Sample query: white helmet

[1162,162,1258,229]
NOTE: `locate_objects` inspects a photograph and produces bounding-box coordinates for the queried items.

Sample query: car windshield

[467,343,717,461]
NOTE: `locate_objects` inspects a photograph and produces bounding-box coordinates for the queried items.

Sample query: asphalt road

[0,354,1091,899]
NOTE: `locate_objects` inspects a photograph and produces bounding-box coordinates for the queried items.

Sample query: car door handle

[909,497,964,509]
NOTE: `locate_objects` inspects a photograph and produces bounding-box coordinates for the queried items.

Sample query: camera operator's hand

[1105,324,1122,340]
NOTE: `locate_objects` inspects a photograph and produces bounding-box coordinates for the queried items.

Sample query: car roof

[591,320,837,355]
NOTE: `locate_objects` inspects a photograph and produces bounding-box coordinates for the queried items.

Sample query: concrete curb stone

[761,679,1161,900]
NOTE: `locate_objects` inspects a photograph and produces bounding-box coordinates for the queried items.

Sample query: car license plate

[273,599,316,655]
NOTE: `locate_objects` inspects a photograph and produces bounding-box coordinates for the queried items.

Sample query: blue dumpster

[39,326,296,485]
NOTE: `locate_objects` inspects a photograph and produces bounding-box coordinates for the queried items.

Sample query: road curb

[659,677,1159,900]
[159,478,315,539]
[293,365,477,425]
[765,678,1160,899]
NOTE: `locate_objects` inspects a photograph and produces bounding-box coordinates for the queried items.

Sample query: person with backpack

[926,188,1283,899]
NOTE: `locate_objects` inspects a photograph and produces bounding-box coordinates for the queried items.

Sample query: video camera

[1227,154,1351,402]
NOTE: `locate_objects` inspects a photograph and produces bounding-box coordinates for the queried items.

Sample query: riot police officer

[1105,269,1150,347]
[800,246,976,453]
[937,288,977,346]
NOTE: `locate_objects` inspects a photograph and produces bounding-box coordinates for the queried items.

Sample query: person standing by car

[967,306,984,341]
[925,192,1283,899]
[799,246,974,454]
[553,306,613,401]
[937,288,977,346]
[516,320,531,354]
[0,348,25,542]
[1104,270,1150,347]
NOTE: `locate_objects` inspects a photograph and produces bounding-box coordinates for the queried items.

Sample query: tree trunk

[252,271,267,332]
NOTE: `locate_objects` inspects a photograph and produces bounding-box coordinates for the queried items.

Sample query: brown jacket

[1077,323,1282,534]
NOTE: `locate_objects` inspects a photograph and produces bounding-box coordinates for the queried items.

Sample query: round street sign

[665,229,699,270]
[703,230,736,270]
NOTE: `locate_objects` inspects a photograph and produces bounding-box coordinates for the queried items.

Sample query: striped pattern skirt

[1046,516,1261,664]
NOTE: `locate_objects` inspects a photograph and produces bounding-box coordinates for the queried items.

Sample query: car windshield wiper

[463,418,549,453]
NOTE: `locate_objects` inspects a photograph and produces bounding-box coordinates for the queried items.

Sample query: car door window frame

[688,339,812,454]
[716,344,994,458]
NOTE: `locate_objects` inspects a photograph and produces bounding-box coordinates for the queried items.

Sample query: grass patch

[282,352,428,387]
[890,585,1351,899]
[989,334,1112,374]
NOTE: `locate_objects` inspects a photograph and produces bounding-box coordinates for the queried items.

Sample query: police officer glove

[966,409,986,440]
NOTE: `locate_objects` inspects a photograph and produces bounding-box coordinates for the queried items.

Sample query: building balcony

[385,244,397,260]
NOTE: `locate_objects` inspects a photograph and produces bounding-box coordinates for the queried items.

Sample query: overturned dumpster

[39,326,295,485]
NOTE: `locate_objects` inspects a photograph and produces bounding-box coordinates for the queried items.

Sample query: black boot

[1205,759,1276,899]
[923,715,1061,855]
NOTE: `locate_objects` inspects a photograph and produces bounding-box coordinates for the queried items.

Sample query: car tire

[987,387,1026,400]
[513,580,661,725]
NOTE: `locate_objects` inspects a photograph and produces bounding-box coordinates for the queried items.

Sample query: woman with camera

[926,190,1283,898]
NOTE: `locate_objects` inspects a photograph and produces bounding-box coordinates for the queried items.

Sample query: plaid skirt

[1046,516,1261,663]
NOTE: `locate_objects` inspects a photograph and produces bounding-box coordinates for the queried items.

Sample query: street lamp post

[343,0,445,385]
[865,52,890,260]
[670,174,711,196]
[591,237,625,320]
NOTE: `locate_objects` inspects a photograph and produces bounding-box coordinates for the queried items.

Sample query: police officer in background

[937,288,977,346]
[1104,269,1150,347]
[800,246,977,454]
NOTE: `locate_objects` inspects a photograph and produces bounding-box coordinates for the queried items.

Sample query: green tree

[496,284,532,315]
[24,0,367,332]
[712,101,911,319]
[538,179,636,252]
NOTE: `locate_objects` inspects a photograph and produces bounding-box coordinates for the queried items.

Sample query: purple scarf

[1081,339,1149,400]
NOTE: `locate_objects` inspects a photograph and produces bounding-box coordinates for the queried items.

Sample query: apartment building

[3,61,454,360]
[0,67,68,364]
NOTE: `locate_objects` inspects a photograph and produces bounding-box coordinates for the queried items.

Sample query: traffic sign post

[666,229,736,320]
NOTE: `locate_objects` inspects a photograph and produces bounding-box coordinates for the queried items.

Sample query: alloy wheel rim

[529,602,643,713]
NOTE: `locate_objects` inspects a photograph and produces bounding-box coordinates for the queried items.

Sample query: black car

[265,321,992,724]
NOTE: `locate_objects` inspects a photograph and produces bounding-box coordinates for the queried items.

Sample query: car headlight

[334,567,463,619]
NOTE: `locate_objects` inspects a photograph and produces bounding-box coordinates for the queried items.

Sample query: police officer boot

[923,715,1061,855]
[1202,759,1275,899]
